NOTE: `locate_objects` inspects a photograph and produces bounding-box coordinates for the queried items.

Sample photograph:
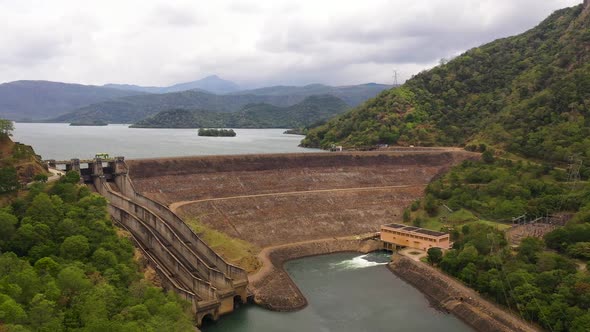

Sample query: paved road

[47,168,64,182]
[169,184,425,213]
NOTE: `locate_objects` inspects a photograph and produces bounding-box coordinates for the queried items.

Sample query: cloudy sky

[0,0,582,88]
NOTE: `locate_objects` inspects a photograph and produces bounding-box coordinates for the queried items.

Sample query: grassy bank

[185,218,261,273]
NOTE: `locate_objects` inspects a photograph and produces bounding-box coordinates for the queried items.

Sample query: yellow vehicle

[95,153,110,159]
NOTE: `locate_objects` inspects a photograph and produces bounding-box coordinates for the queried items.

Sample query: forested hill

[302,3,590,165]
[131,95,349,128]
[231,83,393,108]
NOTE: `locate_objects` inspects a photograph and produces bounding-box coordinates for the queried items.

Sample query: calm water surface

[205,252,473,332]
[12,123,316,160]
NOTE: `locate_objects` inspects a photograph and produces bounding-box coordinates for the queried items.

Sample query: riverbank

[248,234,381,311]
[388,255,540,332]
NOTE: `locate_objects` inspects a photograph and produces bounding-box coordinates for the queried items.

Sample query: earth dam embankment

[125,150,477,248]
[125,150,479,310]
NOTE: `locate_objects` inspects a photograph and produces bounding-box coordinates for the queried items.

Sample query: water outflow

[203,252,473,332]
[328,252,391,271]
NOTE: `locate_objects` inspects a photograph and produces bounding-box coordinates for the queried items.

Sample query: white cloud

[0,0,582,87]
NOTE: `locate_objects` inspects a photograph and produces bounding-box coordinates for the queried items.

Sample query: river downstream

[205,252,473,332]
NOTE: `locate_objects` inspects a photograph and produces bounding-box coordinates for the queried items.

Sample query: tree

[0,167,19,193]
[0,210,18,249]
[518,237,545,263]
[482,149,495,164]
[427,247,443,265]
[57,266,91,297]
[34,257,61,277]
[402,208,411,222]
[424,194,438,216]
[25,193,61,227]
[63,171,80,184]
[92,248,118,271]
[33,174,48,183]
[0,296,27,324]
[60,235,90,260]
[566,242,590,259]
[0,119,14,136]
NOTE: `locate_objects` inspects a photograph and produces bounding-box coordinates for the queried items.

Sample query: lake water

[11,123,316,160]
[204,252,473,332]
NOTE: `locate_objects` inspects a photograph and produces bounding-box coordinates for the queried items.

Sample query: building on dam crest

[380,223,451,251]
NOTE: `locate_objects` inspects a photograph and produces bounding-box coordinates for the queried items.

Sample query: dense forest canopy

[408,155,590,331]
[303,4,590,166]
[131,95,349,129]
[0,173,194,331]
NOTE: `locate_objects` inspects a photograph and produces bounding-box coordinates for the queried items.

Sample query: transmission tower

[392,70,398,86]
[567,154,583,190]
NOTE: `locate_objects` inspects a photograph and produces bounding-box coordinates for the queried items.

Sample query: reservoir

[204,252,473,332]
[13,124,473,331]
[11,123,316,160]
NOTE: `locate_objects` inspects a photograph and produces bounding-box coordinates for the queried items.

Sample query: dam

[48,148,477,326]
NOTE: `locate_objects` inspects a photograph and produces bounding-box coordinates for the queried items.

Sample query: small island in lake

[69,121,108,126]
[283,128,307,135]
[198,128,236,137]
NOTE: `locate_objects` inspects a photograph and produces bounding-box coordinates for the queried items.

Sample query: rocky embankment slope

[389,255,540,332]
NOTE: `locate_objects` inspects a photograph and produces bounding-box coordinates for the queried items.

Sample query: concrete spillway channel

[86,157,248,326]
[114,174,248,285]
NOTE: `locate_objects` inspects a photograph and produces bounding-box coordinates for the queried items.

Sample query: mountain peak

[171,75,239,94]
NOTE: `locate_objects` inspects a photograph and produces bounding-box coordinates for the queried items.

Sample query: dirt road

[169,184,423,213]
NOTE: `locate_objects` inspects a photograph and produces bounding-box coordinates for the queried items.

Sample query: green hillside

[131,95,349,129]
[232,83,394,107]
[303,4,590,166]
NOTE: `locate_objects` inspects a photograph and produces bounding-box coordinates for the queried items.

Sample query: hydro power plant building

[380,223,451,251]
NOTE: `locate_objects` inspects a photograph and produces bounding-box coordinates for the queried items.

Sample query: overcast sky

[0,0,582,88]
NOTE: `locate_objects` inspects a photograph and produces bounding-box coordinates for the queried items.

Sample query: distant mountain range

[131,95,349,129]
[0,80,145,121]
[49,82,393,125]
[104,75,240,94]
[0,75,393,125]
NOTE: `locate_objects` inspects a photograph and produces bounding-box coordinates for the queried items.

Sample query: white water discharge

[328,253,389,271]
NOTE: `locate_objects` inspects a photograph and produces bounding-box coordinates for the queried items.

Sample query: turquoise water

[11,123,317,160]
[204,252,473,332]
